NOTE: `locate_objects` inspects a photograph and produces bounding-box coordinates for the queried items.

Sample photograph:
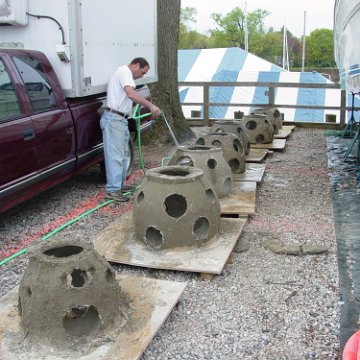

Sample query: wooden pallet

[250,138,286,150]
[232,163,266,183]
[245,148,268,162]
[220,181,256,216]
[274,125,296,139]
[93,213,246,276]
[0,276,186,360]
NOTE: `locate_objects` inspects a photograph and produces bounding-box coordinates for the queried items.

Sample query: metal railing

[179,81,351,127]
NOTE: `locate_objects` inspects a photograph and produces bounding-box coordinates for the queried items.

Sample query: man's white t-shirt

[106,65,135,115]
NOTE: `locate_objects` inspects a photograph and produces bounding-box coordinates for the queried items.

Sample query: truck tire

[100,137,134,181]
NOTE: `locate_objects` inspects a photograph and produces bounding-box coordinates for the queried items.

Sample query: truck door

[11,55,76,177]
[0,57,37,193]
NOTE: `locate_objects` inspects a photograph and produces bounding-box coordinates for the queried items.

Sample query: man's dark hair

[130,57,149,68]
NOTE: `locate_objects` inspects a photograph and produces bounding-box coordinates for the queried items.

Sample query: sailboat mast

[301,11,307,71]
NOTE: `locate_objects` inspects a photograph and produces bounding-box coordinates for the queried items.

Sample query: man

[100,57,161,202]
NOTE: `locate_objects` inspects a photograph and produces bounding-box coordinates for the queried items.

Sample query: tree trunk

[150,0,195,143]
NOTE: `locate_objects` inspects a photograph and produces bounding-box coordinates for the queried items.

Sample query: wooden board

[245,148,268,162]
[274,125,295,139]
[250,138,286,150]
[220,181,256,216]
[232,163,266,183]
[0,276,186,360]
[93,215,246,275]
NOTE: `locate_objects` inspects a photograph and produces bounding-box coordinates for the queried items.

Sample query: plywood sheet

[220,181,256,216]
[93,215,246,275]
[250,138,286,150]
[245,148,268,162]
[274,125,295,139]
[0,276,186,360]
[232,163,266,183]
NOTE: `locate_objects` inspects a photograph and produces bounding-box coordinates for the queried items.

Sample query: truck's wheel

[100,137,134,180]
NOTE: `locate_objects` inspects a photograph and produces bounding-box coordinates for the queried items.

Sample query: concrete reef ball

[18,237,125,345]
[169,145,232,199]
[211,120,251,155]
[195,132,246,174]
[240,114,275,144]
[133,165,221,249]
[251,107,283,134]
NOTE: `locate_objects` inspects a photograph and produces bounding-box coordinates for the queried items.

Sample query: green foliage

[181,6,197,29]
[178,6,335,68]
[306,29,335,67]
[210,7,270,48]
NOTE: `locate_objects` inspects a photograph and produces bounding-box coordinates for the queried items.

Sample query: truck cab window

[0,59,22,120]
[12,56,57,113]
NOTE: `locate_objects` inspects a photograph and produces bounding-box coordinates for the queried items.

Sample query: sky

[180,0,336,38]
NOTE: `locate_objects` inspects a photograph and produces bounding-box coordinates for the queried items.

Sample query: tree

[306,29,335,67]
[150,0,194,143]
[210,7,270,49]
[179,7,210,49]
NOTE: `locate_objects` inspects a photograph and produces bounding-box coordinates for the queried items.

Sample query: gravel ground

[0,127,340,359]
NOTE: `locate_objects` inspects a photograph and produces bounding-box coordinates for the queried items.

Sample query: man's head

[129,57,150,80]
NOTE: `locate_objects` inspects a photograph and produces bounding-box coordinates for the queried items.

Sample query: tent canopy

[178,47,352,123]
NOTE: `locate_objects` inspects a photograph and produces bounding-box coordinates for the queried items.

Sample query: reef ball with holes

[210,120,251,155]
[168,145,232,199]
[18,236,126,346]
[251,107,283,134]
[195,132,246,174]
[240,114,275,144]
[133,165,221,250]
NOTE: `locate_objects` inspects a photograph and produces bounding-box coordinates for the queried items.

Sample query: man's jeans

[100,111,129,193]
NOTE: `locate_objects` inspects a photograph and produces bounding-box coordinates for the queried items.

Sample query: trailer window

[0,59,22,120]
[12,56,57,113]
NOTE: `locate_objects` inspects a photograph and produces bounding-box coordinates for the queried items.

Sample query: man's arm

[125,86,161,117]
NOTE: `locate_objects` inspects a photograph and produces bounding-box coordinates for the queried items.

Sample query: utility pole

[301,11,306,72]
[244,1,248,52]
[282,21,289,71]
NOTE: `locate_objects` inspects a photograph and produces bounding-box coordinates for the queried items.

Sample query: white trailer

[0,0,158,97]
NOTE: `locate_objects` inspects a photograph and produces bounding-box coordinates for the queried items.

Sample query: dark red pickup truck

[0,49,153,213]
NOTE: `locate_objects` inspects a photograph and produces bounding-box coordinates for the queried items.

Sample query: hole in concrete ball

[26,287,32,296]
[164,194,187,218]
[207,158,217,169]
[233,139,242,153]
[193,217,209,239]
[206,188,216,202]
[195,137,205,145]
[237,127,243,134]
[44,245,83,258]
[212,140,222,147]
[255,134,265,143]
[188,146,212,151]
[160,169,189,177]
[105,268,116,283]
[66,269,91,288]
[223,177,232,194]
[228,159,240,173]
[145,227,164,250]
[246,120,257,130]
[63,305,100,337]
[176,156,194,166]
[137,191,145,205]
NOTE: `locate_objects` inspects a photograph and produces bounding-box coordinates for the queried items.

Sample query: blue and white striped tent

[178,47,350,123]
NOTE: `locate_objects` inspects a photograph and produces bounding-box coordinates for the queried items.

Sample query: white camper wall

[0,0,158,97]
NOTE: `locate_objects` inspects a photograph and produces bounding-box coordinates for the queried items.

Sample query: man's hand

[150,105,161,118]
